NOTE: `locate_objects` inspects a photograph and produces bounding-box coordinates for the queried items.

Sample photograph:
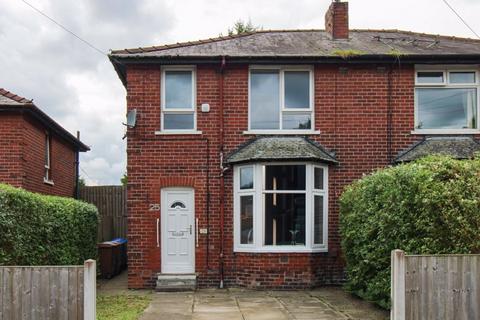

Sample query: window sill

[243,130,321,135]
[411,129,480,135]
[234,246,328,253]
[155,130,202,135]
[43,179,54,186]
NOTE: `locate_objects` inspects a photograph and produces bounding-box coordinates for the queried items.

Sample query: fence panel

[391,250,480,320]
[79,185,127,242]
[0,260,96,320]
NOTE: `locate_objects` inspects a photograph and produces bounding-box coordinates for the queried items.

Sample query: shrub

[339,155,480,309]
[0,184,98,265]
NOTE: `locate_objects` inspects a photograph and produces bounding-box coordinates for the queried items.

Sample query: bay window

[249,67,314,132]
[234,163,328,252]
[415,68,479,133]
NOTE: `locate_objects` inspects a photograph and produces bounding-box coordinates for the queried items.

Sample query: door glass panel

[240,195,253,244]
[250,70,280,129]
[264,193,305,246]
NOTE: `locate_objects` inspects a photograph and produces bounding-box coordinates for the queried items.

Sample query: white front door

[161,188,195,274]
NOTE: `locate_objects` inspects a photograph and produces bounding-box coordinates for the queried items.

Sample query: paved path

[139,288,389,320]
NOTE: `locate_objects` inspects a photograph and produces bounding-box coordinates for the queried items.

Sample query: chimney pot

[325,1,349,40]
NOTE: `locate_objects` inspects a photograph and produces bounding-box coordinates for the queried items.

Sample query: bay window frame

[246,66,318,134]
[413,65,480,135]
[234,162,328,253]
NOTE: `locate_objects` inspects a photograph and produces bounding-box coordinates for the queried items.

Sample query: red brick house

[109,1,480,289]
[0,88,89,197]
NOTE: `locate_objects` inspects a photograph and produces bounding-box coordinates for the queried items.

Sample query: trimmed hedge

[0,184,98,265]
[340,156,480,309]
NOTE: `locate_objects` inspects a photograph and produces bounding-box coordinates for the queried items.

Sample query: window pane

[417,72,444,84]
[264,193,305,246]
[265,165,305,190]
[250,71,280,129]
[417,88,477,129]
[314,195,324,245]
[282,113,312,130]
[240,195,253,244]
[314,167,324,190]
[165,71,193,109]
[284,71,310,109]
[240,167,253,190]
[449,72,476,84]
[164,113,194,130]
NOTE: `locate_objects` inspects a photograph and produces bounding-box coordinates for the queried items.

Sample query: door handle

[189,225,192,235]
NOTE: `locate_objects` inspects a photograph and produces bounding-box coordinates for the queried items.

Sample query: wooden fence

[79,186,127,242]
[391,250,480,320]
[0,260,96,320]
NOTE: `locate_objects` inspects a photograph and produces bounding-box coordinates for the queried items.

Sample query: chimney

[325,0,349,40]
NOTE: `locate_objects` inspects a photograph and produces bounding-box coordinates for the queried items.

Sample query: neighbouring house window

[234,163,328,252]
[249,67,314,131]
[415,68,479,131]
[44,132,52,183]
[161,67,196,131]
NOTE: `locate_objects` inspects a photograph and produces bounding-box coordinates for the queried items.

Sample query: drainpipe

[74,131,80,199]
[219,56,226,288]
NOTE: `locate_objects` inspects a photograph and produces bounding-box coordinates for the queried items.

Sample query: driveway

[139,287,389,320]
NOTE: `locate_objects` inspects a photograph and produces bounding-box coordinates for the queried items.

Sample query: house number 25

[149,204,161,211]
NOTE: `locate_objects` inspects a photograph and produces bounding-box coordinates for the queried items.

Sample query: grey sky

[1,0,479,185]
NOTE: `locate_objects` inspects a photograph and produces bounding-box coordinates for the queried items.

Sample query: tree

[121,173,127,186]
[78,177,86,187]
[226,19,260,36]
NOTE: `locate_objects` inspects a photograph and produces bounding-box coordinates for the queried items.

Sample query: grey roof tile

[110,30,480,58]
[395,137,480,162]
[225,136,338,164]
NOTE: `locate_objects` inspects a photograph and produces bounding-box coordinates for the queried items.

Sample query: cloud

[1,0,479,185]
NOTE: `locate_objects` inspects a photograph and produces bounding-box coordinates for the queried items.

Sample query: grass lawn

[97,294,151,320]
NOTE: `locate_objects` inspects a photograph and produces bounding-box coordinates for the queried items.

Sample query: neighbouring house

[109,1,480,289]
[0,88,89,197]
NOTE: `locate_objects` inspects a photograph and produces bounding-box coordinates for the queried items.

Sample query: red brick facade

[0,111,79,197]
[125,63,420,289]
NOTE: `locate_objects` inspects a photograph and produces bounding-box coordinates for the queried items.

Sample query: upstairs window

[249,67,314,131]
[415,68,479,132]
[44,132,52,184]
[161,67,196,131]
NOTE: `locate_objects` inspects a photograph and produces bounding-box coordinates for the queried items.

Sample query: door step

[156,273,197,292]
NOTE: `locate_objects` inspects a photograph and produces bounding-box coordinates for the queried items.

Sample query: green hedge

[339,156,480,309]
[0,184,98,265]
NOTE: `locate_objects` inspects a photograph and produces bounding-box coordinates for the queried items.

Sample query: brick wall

[125,63,419,289]
[0,112,77,197]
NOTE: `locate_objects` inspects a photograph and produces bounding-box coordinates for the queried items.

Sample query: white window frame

[43,132,54,185]
[413,65,480,135]
[245,66,319,135]
[233,162,328,253]
[158,66,201,134]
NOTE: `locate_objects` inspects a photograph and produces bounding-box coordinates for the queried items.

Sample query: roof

[110,29,480,58]
[0,88,89,152]
[225,136,338,165]
[109,29,480,86]
[395,137,480,163]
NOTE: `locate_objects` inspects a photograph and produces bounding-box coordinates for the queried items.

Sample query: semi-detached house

[109,1,480,289]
